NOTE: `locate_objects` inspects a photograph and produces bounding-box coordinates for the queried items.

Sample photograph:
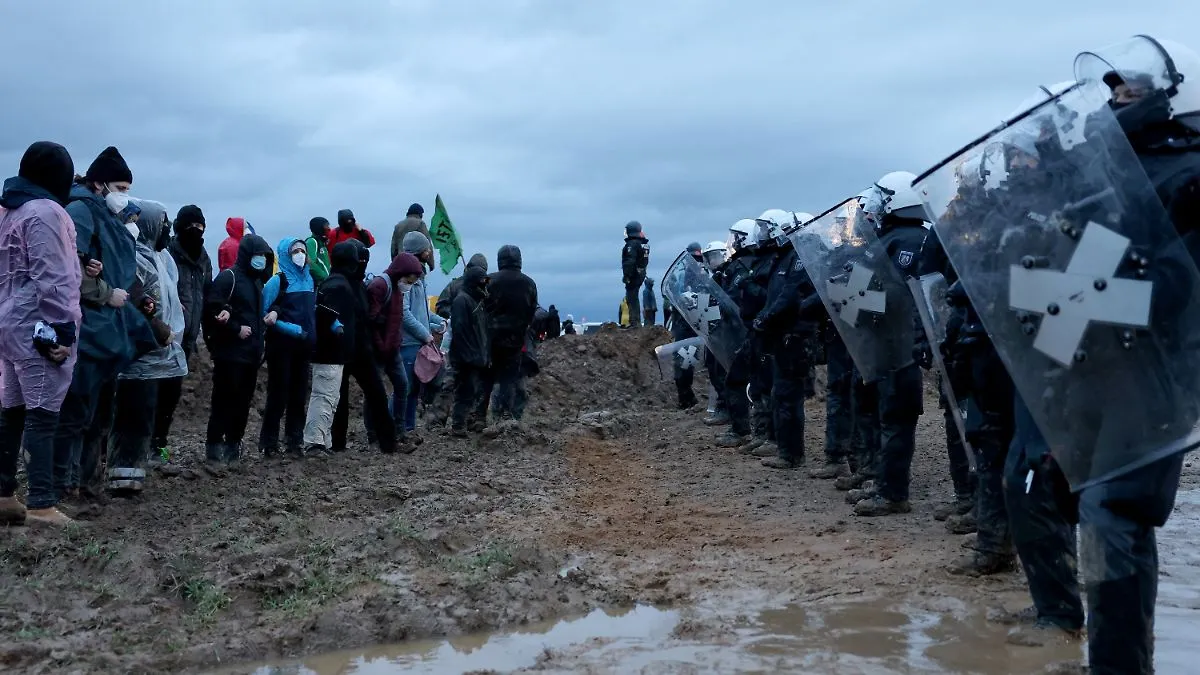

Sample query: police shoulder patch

[897,250,914,268]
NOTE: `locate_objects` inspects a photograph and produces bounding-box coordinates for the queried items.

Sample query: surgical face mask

[125,223,140,239]
[291,252,307,268]
[105,190,130,215]
[250,255,268,271]
[398,282,414,294]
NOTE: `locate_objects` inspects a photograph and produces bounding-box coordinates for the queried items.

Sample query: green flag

[429,194,463,275]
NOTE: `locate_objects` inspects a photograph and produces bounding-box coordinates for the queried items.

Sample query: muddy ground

[1,326,1194,674]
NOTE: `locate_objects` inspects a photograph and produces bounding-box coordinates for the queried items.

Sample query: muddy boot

[959,533,978,550]
[285,442,304,459]
[1043,660,1089,674]
[845,480,876,504]
[450,426,469,439]
[739,436,766,454]
[1005,619,1082,647]
[946,550,1016,577]
[853,494,911,517]
[934,496,974,522]
[703,411,731,426]
[205,443,224,463]
[716,430,748,448]
[989,605,1038,626]
[762,456,802,470]
[834,472,868,491]
[946,510,978,534]
[0,496,27,525]
[26,506,74,527]
[750,442,777,458]
[260,444,279,460]
[810,461,851,480]
[305,444,331,458]
[105,467,146,497]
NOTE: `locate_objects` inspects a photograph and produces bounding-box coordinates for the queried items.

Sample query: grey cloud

[2,0,1197,322]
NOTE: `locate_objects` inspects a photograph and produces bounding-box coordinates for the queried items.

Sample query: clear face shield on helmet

[1075,36,1182,105]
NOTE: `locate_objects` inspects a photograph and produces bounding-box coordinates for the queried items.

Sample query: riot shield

[909,273,974,468]
[660,252,746,370]
[788,198,918,383]
[654,337,705,380]
[913,81,1200,490]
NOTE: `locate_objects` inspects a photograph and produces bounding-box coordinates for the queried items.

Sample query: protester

[156,204,210,459]
[399,232,446,433]
[313,241,400,454]
[327,209,375,248]
[434,252,488,319]
[366,251,425,439]
[306,216,333,284]
[201,233,273,465]
[546,305,562,339]
[257,238,317,458]
[56,146,157,502]
[449,266,490,436]
[641,278,658,327]
[109,200,185,494]
[392,203,431,266]
[0,141,82,526]
[562,314,577,335]
[217,217,253,271]
[483,245,538,421]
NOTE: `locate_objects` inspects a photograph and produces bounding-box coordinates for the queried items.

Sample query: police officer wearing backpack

[621,221,650,328]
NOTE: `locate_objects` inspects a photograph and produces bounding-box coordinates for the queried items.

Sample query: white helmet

[702,240,728,267]
[868,171,928,222]
[1076,36,1200,122]
[755,209,792,244]
[727,218,758,253]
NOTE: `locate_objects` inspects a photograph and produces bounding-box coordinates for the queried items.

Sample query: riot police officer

[852,172,929,517]
[753,211,821,469]
[714,219,759,447]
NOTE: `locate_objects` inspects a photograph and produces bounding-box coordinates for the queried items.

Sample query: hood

[226,216,247,240]
[130,199,168,248]
[497,244,522,271]
[0,176,61,210]
[385,252,424,281]
[466,252,488,272]
[402,230,432,256]
[2,141,74,207]
[337,209,356,231]
[463,265,488,299]
[330,240,362,276]
[276,237,313,288]
[310,216,330,239]
[234,233,273,273]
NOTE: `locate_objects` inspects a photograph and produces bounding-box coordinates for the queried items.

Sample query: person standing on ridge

[621,221,649,328]
[327,209,375,249]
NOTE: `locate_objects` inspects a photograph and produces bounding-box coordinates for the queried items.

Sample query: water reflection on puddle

[228,489,1200,675]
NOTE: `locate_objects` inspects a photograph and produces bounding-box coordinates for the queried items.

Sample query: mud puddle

[220,488,1200,675]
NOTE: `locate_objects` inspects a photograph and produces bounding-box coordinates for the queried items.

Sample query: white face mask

[105,190,130,215]
[125,223,140,240]
[398,282,414,294]
[291,252,307,268]
[250,255,268,271]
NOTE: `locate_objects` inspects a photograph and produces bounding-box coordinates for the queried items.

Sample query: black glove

[913,340,933,370]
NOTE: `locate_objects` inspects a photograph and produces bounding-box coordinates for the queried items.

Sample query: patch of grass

[386,514,423,540]
[444,542,518,585]
[261,537,357,617]
[181,578,231,620]
[80,539,119,564]
[14,625,51,641]
[202,519,224,537]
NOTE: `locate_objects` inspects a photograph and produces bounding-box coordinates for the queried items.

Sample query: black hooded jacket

[485,245,538,349]
[313,241,370,365]
[202,234,273,364]
[435,252,488,319]
[450,266,491,368]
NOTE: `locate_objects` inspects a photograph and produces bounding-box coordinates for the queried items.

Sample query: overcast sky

[1,1,1195,323]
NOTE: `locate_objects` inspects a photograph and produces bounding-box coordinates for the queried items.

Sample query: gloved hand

[751,318,765,333]
[1023,442,1051,474]
[332,319,345,336]
[913,338,933,370]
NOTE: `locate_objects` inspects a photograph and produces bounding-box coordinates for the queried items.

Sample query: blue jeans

[364,351,410,436]
[400,344,422,432]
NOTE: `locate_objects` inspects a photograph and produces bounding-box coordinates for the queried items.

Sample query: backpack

[201,269,237,350]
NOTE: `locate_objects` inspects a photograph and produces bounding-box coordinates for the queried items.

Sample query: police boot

[1005,619,1082,647]
[716,430,749,448]
[835,472,869,491]
[762,455,803,470]
[853,494,911,517]
[703,411,731,426]
[946,550,1016,577]
[739,435,766,453]
[845,481,876,505]
[946,510,977,534]
[934,496,974,521]
[810,460,851,480]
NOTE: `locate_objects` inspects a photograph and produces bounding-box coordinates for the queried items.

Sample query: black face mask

[179,226,204,251]
[154,224,171,252]
[1113,89,1173,134]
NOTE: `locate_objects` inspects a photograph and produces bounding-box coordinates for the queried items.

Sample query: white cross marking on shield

[1008,222,1153,367]
[827,263,886,327]
[677,344,700,369]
